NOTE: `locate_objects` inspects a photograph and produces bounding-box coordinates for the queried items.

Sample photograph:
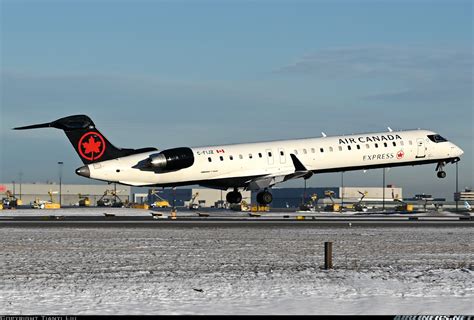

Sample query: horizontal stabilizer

[14,122,53,130]
[14,115,93,131]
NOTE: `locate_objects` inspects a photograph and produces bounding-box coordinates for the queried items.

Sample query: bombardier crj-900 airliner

[15,115,464,205]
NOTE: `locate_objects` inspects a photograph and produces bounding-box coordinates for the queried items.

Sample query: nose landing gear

[437,171,447,179]
[436,161,446,178]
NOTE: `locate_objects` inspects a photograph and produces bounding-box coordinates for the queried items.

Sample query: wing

[143,153,314,191]
[246,154,313,190]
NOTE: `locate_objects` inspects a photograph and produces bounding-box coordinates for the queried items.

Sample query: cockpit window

[427,134,448,143]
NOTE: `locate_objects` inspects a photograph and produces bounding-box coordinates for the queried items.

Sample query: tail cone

[76,166,90,178]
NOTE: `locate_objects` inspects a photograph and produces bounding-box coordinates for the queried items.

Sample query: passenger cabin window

[220,156,224,161]
[400,141,404,146]
[294,150,298,155]
[338,146,342,151]
[311,148,315,153]
[384,142,388,147]
[229,155,233,160]
[392,142,397,147]
[249,154,253,159]
[427,134,448,143]
[409,140,413,145]
[239,154,243,160]
[366,144,370,149]
[329,147,333,152]
[356,145,361,150]
[268,152,272,157]
[258,153,263,158]
[280,151,284,156]
[208,157,212,162]
[320,148,324,153]
[375,143,379,148]
[303,149,307,154]
[347,146,351,151]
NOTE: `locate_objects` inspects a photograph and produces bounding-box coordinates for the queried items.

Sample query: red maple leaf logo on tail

[82,136,102,155]
[78,132,106,161]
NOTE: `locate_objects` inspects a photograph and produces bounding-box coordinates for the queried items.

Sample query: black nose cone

[76,166,90,178]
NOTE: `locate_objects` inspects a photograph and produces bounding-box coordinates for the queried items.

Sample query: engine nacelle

[147,147,194,171]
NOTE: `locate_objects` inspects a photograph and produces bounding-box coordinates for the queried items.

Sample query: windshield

[427,134,448,143]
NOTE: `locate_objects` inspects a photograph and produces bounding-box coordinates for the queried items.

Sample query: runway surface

[0,207,474,227]
[0,207,472,228]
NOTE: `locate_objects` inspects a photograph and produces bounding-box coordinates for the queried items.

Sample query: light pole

[456,161,459,212]
[303,178,307,205]
[172,187,176,209]
[58,162,63,206]
[19,171,23,200]
[341,171,344,212]
[382,168,386,211]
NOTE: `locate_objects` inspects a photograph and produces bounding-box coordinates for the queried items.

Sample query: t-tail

[14,115,157,165]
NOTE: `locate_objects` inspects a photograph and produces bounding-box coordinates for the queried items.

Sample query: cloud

[275,46,473,105]
[362,84,472,103]
[275,46,472,82]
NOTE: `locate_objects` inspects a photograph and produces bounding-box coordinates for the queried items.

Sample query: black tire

[437,171,446,178]
[256,192,263,204]
[235,192,242,203]
[257,191,273,205]
[262,191,273,204]
[226,191,242,204]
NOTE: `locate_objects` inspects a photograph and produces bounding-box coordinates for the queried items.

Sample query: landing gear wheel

[435,162,447,179]
[437,171,446,179]
[257,191,273,205]
[226,191,242,204]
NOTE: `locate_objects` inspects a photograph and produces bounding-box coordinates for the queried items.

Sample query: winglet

[289,154,313,180]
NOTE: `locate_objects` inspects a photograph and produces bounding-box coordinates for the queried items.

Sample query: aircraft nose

[76,166,90,178]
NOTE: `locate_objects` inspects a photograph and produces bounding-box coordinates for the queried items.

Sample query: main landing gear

[226,188,242,204]
[226,188,274,205]
[256,189,273,205]
[436,161,447,179]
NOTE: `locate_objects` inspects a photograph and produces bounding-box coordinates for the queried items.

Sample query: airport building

[1,181,403,208]
[0,182,131,206]
[139,186,402,208]
[251,186,403,208]
[455,188,474,202]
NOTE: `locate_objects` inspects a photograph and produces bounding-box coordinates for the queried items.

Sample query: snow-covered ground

[0,224,472,314]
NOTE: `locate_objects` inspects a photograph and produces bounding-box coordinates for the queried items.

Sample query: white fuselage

[85,129,463,189]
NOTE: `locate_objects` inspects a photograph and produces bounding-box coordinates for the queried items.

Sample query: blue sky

[1,0,472,198]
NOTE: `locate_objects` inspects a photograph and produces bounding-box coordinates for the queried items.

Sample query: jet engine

[146,147,194,171]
